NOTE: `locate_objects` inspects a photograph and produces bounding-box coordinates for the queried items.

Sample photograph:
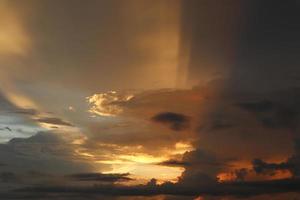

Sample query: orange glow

[173,142,194,154]
[267,170,292,180]
[217,172,237,183]
[194,197,204,200]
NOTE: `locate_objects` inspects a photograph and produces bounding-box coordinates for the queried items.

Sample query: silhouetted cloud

[158,159,190,167]
[178,149,225,187]
[151,112,190,131]
[0,131,96,175]
[252,138,300,177]
[233,168,248,182]
[67,172,133,182]
[4,177,300,199]
[252,159,291,176]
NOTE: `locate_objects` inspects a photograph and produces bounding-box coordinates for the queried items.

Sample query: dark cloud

[0,172,18,183]
[236,88,300,130]
[210,119,234,131]
[67,173,133,182]
[238,100,274,113]
[8,131,61,145]
[178,149,228,187]
[151,112,190,131]
[233,168,248,182]
[226,0,300,92]
[36,117,73,127]
[252,138,300,178]
[252,159,291,176]
[0,132,97,174]
[0,163,6,167]
[158,159,190,167]
[0,127,12,132]
[3,177,300,199]
[0,93,15,111]
[173,87,300,195]
[260,107,299,129]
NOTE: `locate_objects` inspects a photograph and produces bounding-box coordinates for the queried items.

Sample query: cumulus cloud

[0,0,299,199]
[79,85,300,195]
[0,131,101,175]
[0,82,300,199]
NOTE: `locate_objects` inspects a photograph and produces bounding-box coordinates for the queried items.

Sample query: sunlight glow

[119,153,167,164]
[0,3,30,56]
[86,91,134,116]
[173,142,194,154]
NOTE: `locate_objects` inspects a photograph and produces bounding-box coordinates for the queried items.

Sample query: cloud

[0,1,299,199]
[0,127,12,132]
[151,112,190,131]
[252,159,291,176]
[158,159,190,167]
[36,117,73,127]
[238,100,274,113]
[0,172,18,183]
[233,168,248,182]
[3,177,300,199]
[80,89,203,157]
[87,91,134,117]
[237,88,300,130]
[80,86,300,190]
[252,138,300,178]
[209,119,234,131]
[0,92,42,142]
[177,149,226,187]
[13,108,38,116]
[67,172,133,182]
[0,85,299,199]
[0,131,101,175]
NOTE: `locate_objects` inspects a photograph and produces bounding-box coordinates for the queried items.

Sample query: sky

[0,0,300,199]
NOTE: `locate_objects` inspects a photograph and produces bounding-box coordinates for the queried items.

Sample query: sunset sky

[0,0,300,199]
